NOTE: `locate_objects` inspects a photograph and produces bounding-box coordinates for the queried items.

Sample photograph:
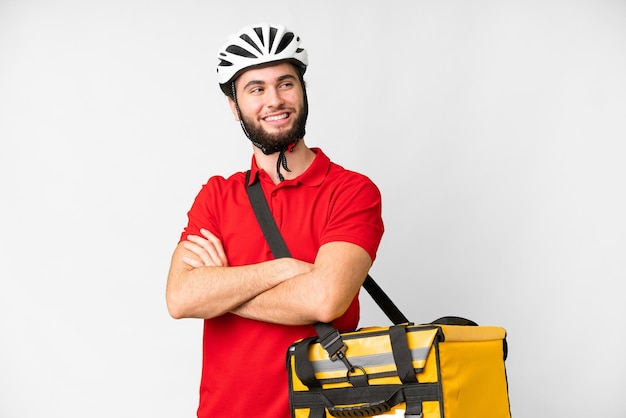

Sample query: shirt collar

[247,148,330,188]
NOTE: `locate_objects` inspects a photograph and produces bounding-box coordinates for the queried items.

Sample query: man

[166,23,384,417]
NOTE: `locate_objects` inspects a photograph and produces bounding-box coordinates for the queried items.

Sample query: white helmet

[217,23,308,93]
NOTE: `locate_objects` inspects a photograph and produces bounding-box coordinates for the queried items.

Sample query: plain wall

[1,0,625,416]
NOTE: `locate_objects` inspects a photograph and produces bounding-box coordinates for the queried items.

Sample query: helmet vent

[276,32,295,54]
[239,33,263,55]
[253,27,264,46]
[268,26,277,51]
[226,44,257,58]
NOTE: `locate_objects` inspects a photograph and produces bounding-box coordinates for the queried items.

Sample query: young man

[166,23,384,417]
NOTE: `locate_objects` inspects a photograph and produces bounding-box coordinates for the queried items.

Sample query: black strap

[245,171,292,258]
[290,383,440,415]
[294,338,322,388]
[362,274,408,324]
[389,325,419,384]
[431,316,478,326]
[245,170,408,325]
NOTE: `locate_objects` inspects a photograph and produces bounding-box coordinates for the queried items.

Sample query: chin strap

[231,82,252,140]
[276,141,298,182]
[276,150,290,182]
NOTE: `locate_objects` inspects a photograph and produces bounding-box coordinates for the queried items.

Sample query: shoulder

[314,148,380,193]
[328,163,381,197]
[188,172,247,212]
[199,171,246,194]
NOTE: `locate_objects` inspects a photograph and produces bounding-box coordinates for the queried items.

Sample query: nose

[265,86,284,108]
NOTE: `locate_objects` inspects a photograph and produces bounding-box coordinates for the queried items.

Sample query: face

[229,62,307,153]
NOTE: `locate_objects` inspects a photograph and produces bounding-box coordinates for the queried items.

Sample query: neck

[252,140,315,184]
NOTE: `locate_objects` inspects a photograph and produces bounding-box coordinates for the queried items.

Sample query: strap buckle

[319,330,354,371]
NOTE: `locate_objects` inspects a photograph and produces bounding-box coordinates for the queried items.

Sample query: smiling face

[228,62,307,153]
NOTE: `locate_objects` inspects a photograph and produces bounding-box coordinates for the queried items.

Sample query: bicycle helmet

[217,23,308,96]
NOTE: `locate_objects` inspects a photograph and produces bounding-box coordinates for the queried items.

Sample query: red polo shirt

[180,148,384,418]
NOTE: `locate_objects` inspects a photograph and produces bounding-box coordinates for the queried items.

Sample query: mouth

[263,112,290,122]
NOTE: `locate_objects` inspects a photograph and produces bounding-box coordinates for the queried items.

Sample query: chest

[218,185,335,266]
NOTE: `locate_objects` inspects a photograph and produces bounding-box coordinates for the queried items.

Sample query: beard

[241,107,307,155]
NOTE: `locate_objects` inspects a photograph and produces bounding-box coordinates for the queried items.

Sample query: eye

[279,81,293,89]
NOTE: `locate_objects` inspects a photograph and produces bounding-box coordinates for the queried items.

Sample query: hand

[182,228,229,268]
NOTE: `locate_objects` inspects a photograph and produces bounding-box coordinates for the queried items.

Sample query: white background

[1,1,625,417]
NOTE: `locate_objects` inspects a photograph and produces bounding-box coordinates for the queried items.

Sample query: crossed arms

[165,228,373,325]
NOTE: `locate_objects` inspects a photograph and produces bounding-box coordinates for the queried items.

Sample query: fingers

[200,229,228,266]
[187,235,224,267]
[182,229,229,267]
[182,255,204,268]
[183,240,215,266]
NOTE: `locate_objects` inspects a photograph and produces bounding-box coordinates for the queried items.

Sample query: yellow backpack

[287,317,511,418]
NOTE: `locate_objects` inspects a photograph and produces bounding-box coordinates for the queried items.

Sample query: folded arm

[165,229,313,319]
[166,229,372,325]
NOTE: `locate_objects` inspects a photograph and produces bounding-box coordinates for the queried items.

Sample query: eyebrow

[242,74,298,91]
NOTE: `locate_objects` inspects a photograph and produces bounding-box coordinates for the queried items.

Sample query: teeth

[265,113,288,121]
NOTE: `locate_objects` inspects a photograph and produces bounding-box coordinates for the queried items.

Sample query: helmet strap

[231,82,252,142]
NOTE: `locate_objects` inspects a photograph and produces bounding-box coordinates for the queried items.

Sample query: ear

[227,97,240,121]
